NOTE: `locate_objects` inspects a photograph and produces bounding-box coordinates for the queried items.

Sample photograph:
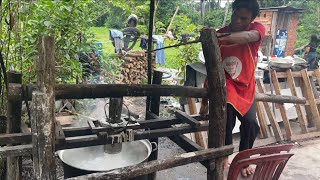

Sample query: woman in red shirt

[200,0,265,177]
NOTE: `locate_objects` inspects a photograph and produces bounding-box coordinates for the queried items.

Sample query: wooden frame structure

[0,1,318,180]
[1,29,234,180]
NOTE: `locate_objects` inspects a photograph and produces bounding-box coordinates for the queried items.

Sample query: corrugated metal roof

[260,6,304,12]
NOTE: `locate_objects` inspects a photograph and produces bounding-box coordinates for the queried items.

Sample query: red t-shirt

[217,22,266,58]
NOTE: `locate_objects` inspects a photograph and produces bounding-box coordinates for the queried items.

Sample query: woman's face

[230,8,253,32]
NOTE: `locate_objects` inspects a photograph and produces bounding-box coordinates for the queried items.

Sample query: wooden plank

[66,145,234,180]
[188,98,207,148]
[301,69,320,129]
[0,133,32,146]
[276,71,314,78]
[6,71,23,180]
[286,69,308,133]
[0,144,33,158]
[32,36,56,180]
[256,78,283,141]
[175,110,200,128]
[200,28,226,180]
[300,77,315,127]
[271,70,292,140]
[256,101,269,138]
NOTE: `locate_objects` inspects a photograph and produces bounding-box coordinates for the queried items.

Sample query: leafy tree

[288,0,320,48]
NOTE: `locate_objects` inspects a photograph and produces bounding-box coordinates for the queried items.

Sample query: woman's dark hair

[310,34,318,43]
[232,0,260,19]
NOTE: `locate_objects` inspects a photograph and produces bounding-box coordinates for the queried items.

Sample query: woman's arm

[217,30,261,44]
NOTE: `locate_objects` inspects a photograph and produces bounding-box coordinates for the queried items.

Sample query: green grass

[89,27,179,69]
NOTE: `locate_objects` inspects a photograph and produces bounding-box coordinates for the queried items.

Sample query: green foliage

[288,0,320,48]
[204,8,231,29]
[1,0,97,84]
[171,14,200,35]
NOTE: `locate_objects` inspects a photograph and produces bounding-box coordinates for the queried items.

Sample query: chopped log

[200,28,226,180]
[66,145,234,180]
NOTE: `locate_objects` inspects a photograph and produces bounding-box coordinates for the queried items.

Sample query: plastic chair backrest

[227,144,294,180]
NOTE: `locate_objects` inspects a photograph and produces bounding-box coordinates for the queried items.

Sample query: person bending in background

[304,34,319,70]
[200,0,265,177]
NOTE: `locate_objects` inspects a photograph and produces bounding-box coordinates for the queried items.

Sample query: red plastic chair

[227,144,294,180]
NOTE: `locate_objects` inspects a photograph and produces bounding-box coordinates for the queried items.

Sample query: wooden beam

[255,93,306,104]
[9,84,306,104]
[8,84,208,101]
[200,28,226,180]
[66,145,234,180]
[175,110,200,128]
[168,135,210,168]
[32,36,56,180]
[0,133,32,146]
[0,144,32,158]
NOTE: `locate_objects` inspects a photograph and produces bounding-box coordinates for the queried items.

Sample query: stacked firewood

[119,51,155,84]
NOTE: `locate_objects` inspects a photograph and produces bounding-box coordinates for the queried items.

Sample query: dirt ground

[19,97,320,179]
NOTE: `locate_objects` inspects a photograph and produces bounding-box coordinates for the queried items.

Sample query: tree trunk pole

[6,71,22,180]
[31,36,56,180]
[200,28,227,180]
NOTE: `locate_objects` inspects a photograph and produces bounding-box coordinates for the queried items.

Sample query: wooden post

[200,28,226,180]
[31,36,56,180]
[6,71,22,180]
[109,98,123,123]
[146,70,163,180]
